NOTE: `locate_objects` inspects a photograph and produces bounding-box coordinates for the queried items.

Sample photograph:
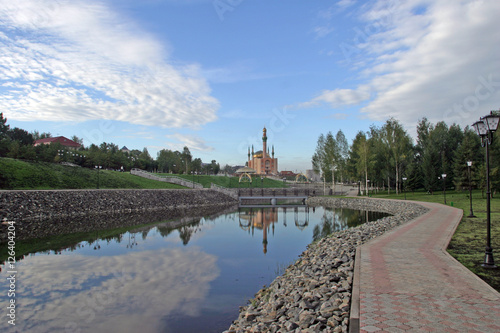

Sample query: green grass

[369,189,500,292]
[0,158,186,189]
[157,173,289,188]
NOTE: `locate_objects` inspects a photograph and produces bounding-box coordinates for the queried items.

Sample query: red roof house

[34,136,81,150]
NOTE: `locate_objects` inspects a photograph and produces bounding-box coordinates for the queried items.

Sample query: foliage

[312,130,348,183]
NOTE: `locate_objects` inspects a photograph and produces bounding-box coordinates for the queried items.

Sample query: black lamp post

[473,110,500,268]
[95,165,102,189]
[402,177,407,200]
[442,173,447,205]
[467,161,476,218]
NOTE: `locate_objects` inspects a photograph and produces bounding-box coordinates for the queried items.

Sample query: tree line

[312,116,500,194]
[0,113,220,174]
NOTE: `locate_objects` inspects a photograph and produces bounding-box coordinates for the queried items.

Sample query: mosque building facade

[247,127,278,175]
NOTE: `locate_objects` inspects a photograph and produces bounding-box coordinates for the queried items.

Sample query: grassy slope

[368,189,499,292]
[0,158,186,189]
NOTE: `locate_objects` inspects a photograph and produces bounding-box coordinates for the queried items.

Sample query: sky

[1,0,499,172]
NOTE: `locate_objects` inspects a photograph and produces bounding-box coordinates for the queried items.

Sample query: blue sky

[1,0,499,172]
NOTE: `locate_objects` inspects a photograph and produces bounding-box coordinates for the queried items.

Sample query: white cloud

[336,0,357,10]
[300,0,500,130]
[298,86,371,109]
[12,246,219,333]
[166,133,214,152]
[327,113,349,120]
[0,0,219,129]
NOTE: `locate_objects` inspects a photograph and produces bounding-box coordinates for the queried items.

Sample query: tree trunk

[395,162,399,195]
[387,175,390,195]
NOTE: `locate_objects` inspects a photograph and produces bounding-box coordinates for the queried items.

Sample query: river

[0,206,388,333]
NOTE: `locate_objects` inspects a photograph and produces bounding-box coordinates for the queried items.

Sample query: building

[247,127,278,175]
[33,136,81,150]
[279,171,296,178]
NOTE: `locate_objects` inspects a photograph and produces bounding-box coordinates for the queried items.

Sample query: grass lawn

[368,189,500,292]
[0,158,186,190]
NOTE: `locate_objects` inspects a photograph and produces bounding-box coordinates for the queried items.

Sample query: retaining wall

[0,189,238,242]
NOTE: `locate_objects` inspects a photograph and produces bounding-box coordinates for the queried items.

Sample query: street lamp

[473,110,500,268]
[95,165,102,189]
[402,177,407,200]
[442,174,447,204]
[467,161,476,218]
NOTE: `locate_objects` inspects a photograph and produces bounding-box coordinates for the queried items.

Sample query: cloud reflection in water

[8,247,219,333]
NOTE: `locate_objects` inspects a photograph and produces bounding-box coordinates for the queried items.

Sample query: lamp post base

[481,250,496,269]
[467,213,476,218]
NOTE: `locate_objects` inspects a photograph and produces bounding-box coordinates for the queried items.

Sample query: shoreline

[224,197,429,333]
[0,188,238,242]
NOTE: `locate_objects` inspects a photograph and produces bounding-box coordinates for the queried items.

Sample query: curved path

[350,201,500,333]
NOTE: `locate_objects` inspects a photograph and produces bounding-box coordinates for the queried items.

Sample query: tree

[192,158,203,173]
[311,132,340,184]
[157,149,181,173]
[8,127,34,145]
[181,146,192,174]
[211,160,220,175]
[452,127,482,191]
[350,131,372,194]
[335,130,349,184]
[71,135,84,147]
[31,130,52,141]
[380,118,413,195]
[0,113,9,138]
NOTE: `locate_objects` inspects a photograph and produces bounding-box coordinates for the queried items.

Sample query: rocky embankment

[0,189,237,241]
[225,197,428,333]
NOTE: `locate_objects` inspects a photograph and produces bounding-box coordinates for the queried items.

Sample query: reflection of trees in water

[312,208,389,243]
[313,208,345,242]
[157,219,202,246]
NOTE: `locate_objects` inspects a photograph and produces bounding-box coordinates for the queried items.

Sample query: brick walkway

[350,201,500,333]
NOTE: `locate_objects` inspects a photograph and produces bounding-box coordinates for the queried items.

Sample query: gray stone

[223,197,429,333]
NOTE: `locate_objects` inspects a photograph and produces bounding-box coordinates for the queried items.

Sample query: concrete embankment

[225,197,428,333]
[0,189,237,242]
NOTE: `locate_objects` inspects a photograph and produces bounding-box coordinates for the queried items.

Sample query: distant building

[247,127,278,175]
[279,171,296,178]
[121,146,130,153]
[34,136,81,150]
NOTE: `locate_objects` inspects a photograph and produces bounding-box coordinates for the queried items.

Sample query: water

[0,206,389,333]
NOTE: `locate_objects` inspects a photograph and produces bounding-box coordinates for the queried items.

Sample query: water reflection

[6,247,219,333]
[0,206,389,333]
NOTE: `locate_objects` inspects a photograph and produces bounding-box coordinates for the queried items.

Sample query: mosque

[247,127,278,175]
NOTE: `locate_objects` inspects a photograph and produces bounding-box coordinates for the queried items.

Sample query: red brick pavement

[351,201,500,333]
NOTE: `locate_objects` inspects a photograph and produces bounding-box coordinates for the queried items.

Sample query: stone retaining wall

[0,189,237,242]
[225,197,429,333]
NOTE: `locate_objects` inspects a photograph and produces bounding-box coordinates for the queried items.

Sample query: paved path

[350,201,500,333]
